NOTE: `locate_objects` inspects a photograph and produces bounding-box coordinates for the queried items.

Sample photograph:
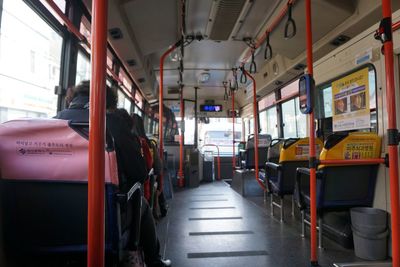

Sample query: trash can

[352,227,388,260]
[351,207,387,235]
[350,207,388,260]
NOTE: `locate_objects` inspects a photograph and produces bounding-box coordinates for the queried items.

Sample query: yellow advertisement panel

[332,67,370,131]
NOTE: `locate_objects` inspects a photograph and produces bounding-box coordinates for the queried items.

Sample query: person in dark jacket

[132,114,168,218]
[56,81,170,267]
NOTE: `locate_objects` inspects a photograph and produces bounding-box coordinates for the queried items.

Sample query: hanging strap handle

[240,66,247,84]
[250,50,257,74]
[284,2,297,39]
[230,68,239,91]
[223,81,229,101]
[264,31,273,60]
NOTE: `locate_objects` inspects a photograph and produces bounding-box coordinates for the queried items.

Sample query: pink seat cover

[0,118,118,185]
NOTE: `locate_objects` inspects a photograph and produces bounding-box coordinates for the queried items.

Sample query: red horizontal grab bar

[319,159,385,165]
[45,0,86,41]
[240,0,297,65]
[393,20,400,31]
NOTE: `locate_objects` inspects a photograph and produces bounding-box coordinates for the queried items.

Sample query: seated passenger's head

[68,80,118,110]
[114,108,133,130]
[132,114,146,138]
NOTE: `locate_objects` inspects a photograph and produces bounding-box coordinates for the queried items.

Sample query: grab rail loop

[284,2,297,39]
[264,32,273,60]
[240,66,247,84]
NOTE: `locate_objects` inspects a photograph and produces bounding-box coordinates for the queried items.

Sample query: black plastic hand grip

[284,3,296,39]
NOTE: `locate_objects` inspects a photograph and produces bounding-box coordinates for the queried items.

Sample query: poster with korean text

[332,67,370,132]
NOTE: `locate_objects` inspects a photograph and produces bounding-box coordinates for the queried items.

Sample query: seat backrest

[0,119,124,254]
[278,138,323,192]
[245,134,272,168]
[267,139,284,164]
[317,132,382,209]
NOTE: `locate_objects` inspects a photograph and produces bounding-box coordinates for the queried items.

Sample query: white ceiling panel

[122,0,179,56]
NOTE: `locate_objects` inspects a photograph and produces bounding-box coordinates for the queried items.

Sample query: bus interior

[1,0,400,266]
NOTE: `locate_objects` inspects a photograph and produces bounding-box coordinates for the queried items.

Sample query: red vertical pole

[244,69,267,191]
[381,1,400,267]
[232,89,236,176]
[305,0,318,265]
[87,0,107,266]
[178,87,185,187]
[159,45,178,188]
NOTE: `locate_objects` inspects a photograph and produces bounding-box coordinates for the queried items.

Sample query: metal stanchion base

[310,261,320,266]
[177,174,185,188]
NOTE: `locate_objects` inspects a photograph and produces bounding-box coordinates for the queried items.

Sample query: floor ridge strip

[189,230,254,236]
[189,206,235,210]
[187,250,268,258]
[188,216,242,220]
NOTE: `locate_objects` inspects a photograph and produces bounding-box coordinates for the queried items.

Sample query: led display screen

[200,104,223,112]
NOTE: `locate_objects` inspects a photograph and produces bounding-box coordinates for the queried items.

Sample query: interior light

[199,72,210,83]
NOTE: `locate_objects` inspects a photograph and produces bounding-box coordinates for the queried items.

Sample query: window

[117,90,132,112]
[282,97,307,138]
[183,101,195,145]
[259,107,278,138]
[198,118,242,156]
[134,105,143,117]
[0,0,63,122]
[249,118,254,135]
[267,108,279,138]
[76,51,91,84]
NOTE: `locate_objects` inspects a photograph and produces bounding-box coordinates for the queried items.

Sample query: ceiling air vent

[330,35,350,47]
[109,28,123,40]
[206,0,246,40]
[293,64,306,71]
[127,59,137,66]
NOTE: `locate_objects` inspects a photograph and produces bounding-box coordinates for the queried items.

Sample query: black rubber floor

[157,181,359,267]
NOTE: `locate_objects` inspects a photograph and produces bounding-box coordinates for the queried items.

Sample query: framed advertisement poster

[332,67,370,132]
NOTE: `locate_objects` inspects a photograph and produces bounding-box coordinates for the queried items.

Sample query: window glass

[117,90,132,113]
[76,51,91,84]
[198,118,242,156]
[282,99,297,138]
[135,91,144,110]
[249,118,254,136]
[294,97,307,137]
[124,97,132,113]
[183,101,195,145]
[0,0,62,122]
[281,97,306,138]
[259,110,267,134]
[265,107,278,138]
[259,107,278,138]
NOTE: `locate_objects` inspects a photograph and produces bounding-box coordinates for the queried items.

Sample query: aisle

[157,181,356,267]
